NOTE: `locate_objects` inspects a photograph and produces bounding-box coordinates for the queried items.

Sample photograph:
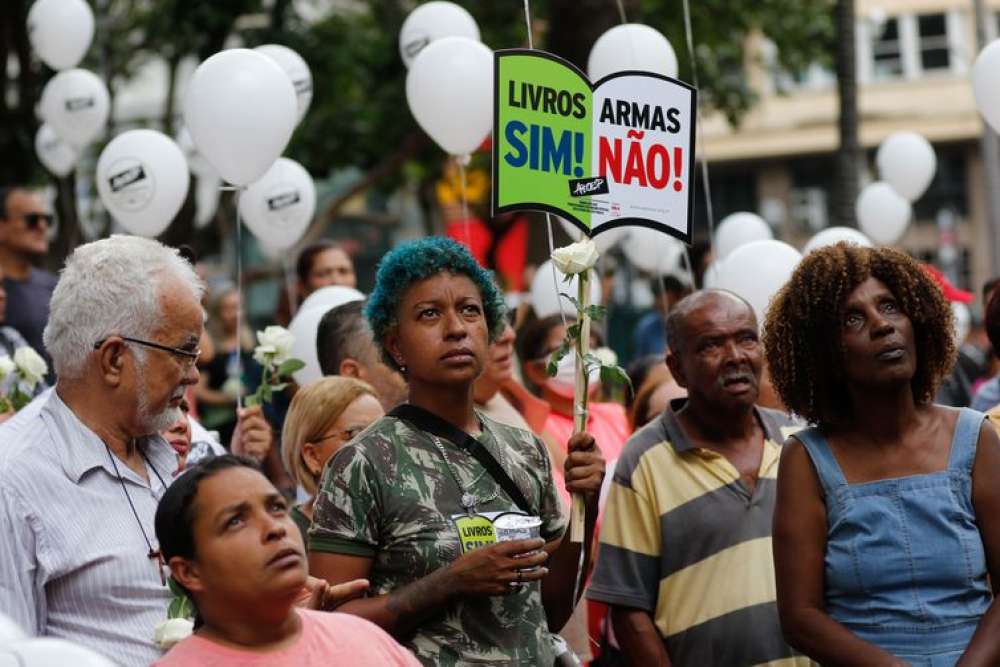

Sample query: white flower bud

[153,617,194,649]
[551,239,599,275]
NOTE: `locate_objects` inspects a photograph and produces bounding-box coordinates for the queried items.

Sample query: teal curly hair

[365,237,507,369]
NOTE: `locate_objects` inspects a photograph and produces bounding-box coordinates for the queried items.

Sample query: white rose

[13,347,47,388]
[252,344,277,366]
[551,238,600,275]
[0,355,14,381]
[153,617,194,649]
[592,346,618,367]
[255,326,294,365]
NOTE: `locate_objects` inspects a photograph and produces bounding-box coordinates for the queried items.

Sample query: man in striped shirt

[588,290,807,666]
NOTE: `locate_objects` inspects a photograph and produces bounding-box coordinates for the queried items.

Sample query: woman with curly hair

[764,243,1000,666]
[306,237,605,666]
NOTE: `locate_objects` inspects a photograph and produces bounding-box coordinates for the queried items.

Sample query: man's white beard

[137,377,183,434]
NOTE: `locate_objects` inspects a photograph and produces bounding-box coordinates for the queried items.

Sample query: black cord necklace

[103,440,168,586]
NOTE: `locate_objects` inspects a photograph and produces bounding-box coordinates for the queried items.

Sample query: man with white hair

[0,236,273,666]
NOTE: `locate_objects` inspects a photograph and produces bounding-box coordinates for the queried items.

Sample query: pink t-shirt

[154,609,420,667]
[543,401,629,506]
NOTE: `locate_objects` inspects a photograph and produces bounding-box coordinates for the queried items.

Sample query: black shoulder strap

[389,404,532,514]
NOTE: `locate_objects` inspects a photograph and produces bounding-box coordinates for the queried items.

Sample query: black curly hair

[763,243,955,429]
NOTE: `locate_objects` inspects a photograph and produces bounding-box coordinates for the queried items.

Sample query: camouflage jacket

[310,411,566,666]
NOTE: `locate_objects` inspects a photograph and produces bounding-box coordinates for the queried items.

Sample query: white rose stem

[221,184,247,413]
[570,267,590,544]
[457,155,473,252]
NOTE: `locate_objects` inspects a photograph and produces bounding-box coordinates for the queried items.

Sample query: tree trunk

[834,0,861,226]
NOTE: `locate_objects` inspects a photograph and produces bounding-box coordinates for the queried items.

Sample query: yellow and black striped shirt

[587,399,809,667]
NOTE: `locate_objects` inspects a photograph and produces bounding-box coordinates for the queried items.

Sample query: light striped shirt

[0,390,177,666]
[588,398,807,667]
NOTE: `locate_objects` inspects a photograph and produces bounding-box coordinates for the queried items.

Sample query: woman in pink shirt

[152,455,420,667]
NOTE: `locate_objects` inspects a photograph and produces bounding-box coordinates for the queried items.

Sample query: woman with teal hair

[308,237,605,666]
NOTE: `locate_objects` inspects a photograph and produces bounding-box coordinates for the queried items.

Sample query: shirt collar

[42,389,175,484]
[663,397,785,454]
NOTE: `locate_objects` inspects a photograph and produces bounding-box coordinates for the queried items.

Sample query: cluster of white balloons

[29,0,106,178]
[401,2,679,164]
[854,131,936,246]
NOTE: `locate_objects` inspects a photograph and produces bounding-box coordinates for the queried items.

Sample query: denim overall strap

[948,408,983,475]
[793,427,847,496]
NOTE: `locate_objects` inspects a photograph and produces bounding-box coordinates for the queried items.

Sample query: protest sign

[492,49,697,244]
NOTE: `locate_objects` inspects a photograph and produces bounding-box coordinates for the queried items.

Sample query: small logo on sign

[267,191,300,211]
[65,97,95,112]
[109,166,147,192]
[569,177,609,198]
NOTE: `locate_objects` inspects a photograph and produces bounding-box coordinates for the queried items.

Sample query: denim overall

[796,409,993,666]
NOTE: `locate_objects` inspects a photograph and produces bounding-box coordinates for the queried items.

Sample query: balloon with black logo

[39,68,109,148]
[399,1,480,68]
[239,158,316,255]
[255,44,313,123]
[96,130,190,238]
[35,123,79,177]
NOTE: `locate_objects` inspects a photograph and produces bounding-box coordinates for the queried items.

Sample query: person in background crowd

[316,300,408,410]
[0,236,273,666]
[983,288,1000,433]
[280,377,383,543]
[160,397,227,476]
[589,289,807,666]
[633,274,691,358]
[624,354,669,419]
[628,369,686,431]
[519,314,630,469]
[298,240,356,296]
[195,286,261,449]
[971,277,1000,411]
[153,455,418,667]
[0,262,48,424]
[0,187,57,374]
[766,244,1000,665]
[309,237,605,666]
[924,265,985,407]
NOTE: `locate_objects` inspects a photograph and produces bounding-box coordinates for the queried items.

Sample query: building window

[872,17,903,79]
[917,14,950,72]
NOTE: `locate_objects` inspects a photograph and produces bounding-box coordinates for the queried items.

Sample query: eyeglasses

[22,213,54,229]
[314,425,366,444]
[94,335,201,370]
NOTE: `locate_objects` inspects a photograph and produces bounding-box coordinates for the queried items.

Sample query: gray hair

[43,235,205,379]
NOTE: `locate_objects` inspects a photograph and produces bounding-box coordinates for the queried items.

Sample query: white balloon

[856,181,912,245]
[557,217,630,253]
[803,226,873,254]
[35,123,79,177]
[714,212,773,260]
[183,49,298,186]
[622,227,684,275]
[876,132,936,201]
[399,1,480,68]
[952,302,971,345]
[39,68,109,147]
[289,286,365,385]
[194,172,222,229]
[702,260,724,289]
[0,638,116,667]
[240,158,316,252]
[176,126,217,178]
[27,0,94,70]
[714,240,801,326]
[973,39,1000,134]
[529,259,602,318]
[96,130,189,238]
[406,37,492,156]
[0,612,26,642]
[255,45,313,123]
[588,24,679,82]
